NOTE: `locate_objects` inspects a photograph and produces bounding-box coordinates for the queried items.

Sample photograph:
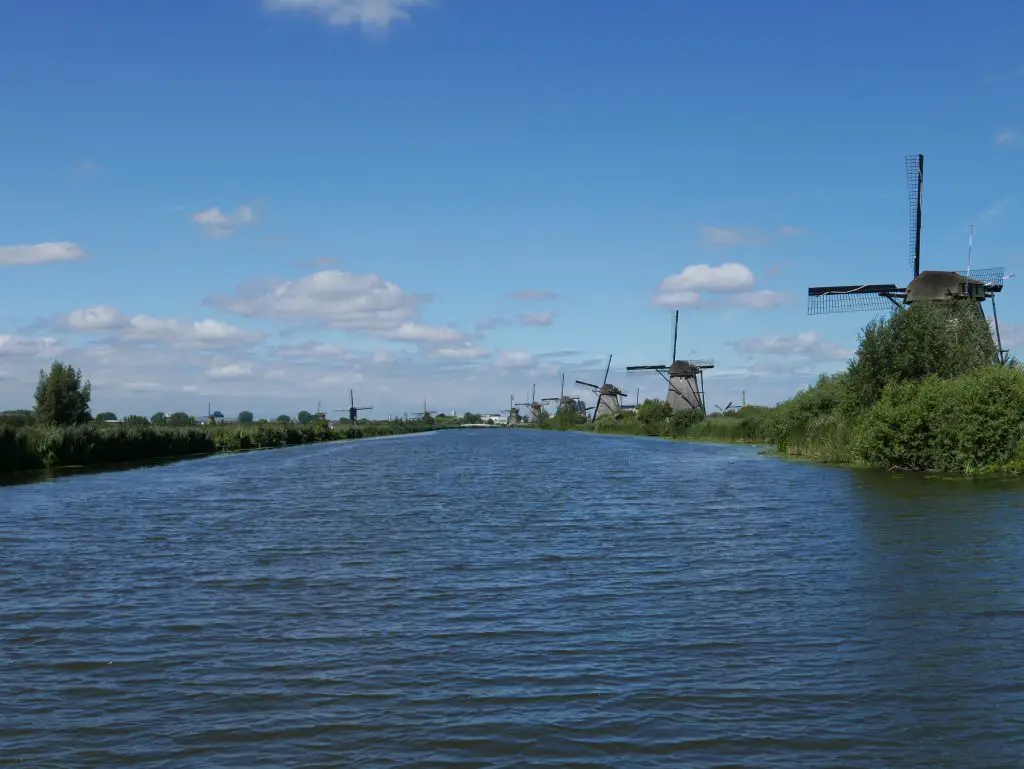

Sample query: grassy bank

[0,419,437,475]
[557,301,1024,476]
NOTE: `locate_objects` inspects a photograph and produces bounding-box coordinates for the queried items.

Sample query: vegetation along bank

[545,300,1024,476]
[0,362,452,475]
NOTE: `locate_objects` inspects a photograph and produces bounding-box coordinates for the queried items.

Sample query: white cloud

[264,0,429,31]
[123,316,264,349]
[995,129,1021,148]
[0,334,61,357]
[653,262,755,306]
[508,289,558,301]
[496,349,534,368]
[192,205,257,237]
[698,225,802,247]
[66,305,127,332]
[429,345,489,360]
[207,269,464,343]
[207,363,255,379]
[519,311,555,327]
[732,331,852,362]
[0,242,86,266]
[729,290,792,309]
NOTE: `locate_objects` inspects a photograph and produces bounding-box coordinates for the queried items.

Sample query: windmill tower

[541,373,587,417]
[576,355,628,422]
[807,153,1010,361]
[626,310,715,414]
[332,389,373,424]
[500,393,521,426]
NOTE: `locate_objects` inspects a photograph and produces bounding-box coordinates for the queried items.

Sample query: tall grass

[0,419,437,474]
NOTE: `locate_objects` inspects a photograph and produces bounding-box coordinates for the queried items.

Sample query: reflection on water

[3,429,1024,766]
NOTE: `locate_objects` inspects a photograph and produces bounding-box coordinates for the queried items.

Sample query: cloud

[653,262,754,307]
[429,344,489,360]
[732,331,852,362]
[264,0,429,31]
[206,269,464,343]
[995,129,1021,148]
[508,289,558,301]
[65,305,127,332]
[475,316,512,331]
[978,199,1013,221]
[0,334,62,358]
[207,363,255,380]
[728,290,792,309]
[495,349,534,368]
[0,242,86,266]
[192,205,257,237]
[698,225,801,248]
[123,317,265,349]
[519,311,555,327]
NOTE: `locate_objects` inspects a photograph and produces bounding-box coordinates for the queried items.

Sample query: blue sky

[1,0,1022,418]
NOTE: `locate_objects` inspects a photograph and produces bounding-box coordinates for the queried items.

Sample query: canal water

[3,429,1024,767]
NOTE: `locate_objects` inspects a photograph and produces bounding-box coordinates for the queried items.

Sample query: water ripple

[3,430,1024,766]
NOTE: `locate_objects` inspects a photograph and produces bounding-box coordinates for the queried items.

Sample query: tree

[34,361,92,426]
[462,412,482,424]
[95,412,117,422]
[276,414,291,423]
[168,412,194,426]
[637,398,672,427]
[297,410,314,425]
[846,299,999,412]
[151,412,168,426]
[238,410,254,424]
[123,415,149,426]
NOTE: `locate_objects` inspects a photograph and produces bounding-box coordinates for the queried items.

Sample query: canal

[3,429,1024,766]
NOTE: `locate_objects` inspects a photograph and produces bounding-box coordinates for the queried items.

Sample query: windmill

[332,389,373,424]
[515,384,547,423]
[500,393,521,426]
[807,153,1009,361]
[411,399,437,420]
[626,310,715,414]
[576,355,628,422]
[541,372,587,417]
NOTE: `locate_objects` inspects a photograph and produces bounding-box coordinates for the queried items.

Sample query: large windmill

[807,153,1009,361]
[576,355,628,422]
[411,399,437,421]
[541,373,587,417]
[626,310,714,414]
[333,389,373,424]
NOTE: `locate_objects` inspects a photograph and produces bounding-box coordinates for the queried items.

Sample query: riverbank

[0,420,442,476]
[566,362,1024,475]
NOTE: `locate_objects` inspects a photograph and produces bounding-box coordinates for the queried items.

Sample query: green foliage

[853,366,1024,474]
[34,361,92,426]
[238,410,254,424]
[123,415,150,427]
[95,412,117,422]
[549,403,587,430]
[151,412,168,426]
[462,412,482,424]
[0,409,36,428]
[167,411,194,427]
[846,301,998,411]
[637,398,672,431]
[297,410,314,424]
[276,414,292,423]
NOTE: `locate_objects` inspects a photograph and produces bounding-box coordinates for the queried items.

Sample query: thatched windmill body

[515,384,547,422]
[807,154,1010,361]
[500,393,521,426]
[576,355,628,421]
[626,311,714,414]
[333,389,373,424]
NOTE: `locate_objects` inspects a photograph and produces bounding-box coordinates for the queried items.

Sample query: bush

[854,366,1024,474]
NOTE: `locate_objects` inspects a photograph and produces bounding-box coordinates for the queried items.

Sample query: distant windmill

[541,372,587,417]
[411,399,437,420]
[576,355,628,422]
[626,310,714,414]
[515,384,547,423]
[806,153,1010,362]
[333,389,373,424]
[500,393,521,426]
